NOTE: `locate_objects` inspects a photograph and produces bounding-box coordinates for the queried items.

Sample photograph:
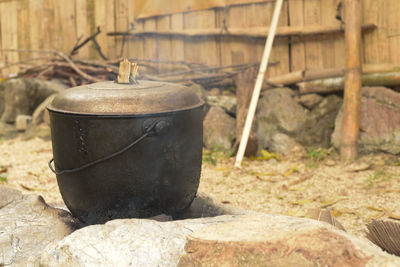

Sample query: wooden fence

[1,0,400,79]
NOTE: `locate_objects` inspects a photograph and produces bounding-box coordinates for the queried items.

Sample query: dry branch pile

[1,49,264,89]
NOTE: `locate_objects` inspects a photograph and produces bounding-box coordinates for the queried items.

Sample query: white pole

[234,0,284,168]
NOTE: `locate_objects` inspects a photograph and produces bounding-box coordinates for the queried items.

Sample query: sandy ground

[1,136,400,238]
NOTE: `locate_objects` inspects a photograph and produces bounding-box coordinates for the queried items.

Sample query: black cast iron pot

[47,80,204,224]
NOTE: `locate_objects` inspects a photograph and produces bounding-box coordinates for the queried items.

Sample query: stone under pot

[47,80,204,224]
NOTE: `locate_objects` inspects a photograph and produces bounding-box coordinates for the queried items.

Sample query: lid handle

[117,59,139,84]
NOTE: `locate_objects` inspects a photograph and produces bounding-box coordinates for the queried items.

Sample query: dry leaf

[368,212,386,221]
[386,211,400,221]
[334,208,360,217]
[367,206,384,212]
[320,196,348,208]
[289,174,313,186]
[288,186,308,192]
[250,149,281,161]
[283,165,299,177]
[214,167,230,171]
[286,210,307,217]
[292,199,313,206]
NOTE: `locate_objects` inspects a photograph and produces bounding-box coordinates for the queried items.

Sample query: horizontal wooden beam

[264,64,400,89]
[107,24,376,38]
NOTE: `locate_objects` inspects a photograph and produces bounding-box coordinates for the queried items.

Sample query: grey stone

[203,106,236,151]
[206,95,237,115]
[257,89,342,154]
[332,87,400,154]
[0,185,22,209]
[296,93,324,109]
[256,88,309,154]
[297,95,342,148]
[1,78,66,123]
[268,132,303,156]
[40,216,241,267]
[258,88,309,133]
[0,194,81,266]
[15,115,32,131]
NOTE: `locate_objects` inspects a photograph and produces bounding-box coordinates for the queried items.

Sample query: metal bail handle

[48,119,169,175]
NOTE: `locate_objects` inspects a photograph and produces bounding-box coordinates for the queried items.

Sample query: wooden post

[234,67,258,156]
[341,0,362,161]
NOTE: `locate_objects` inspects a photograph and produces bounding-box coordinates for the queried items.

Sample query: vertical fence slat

[143,18,158,61]
[115,0,129,58]
[75,0,89,58]
[1,0,19,76]
[156,15,172,62]
[288,0,305,72]
[184,9,219,66]
[304,0,323,70]
[170,13,184,62]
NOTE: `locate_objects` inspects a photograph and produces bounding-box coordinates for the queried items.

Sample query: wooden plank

[269,0,289,77]
[16,0,31,61]
[184,9,219,66]
[387,0,400,64]
[75,0,89,58]
[0,3,4,77]
[320,0,341,68]
[363,0,389,64]
[126,0,136,58]
[86,0,97,59]
[109,23,377,38]
[115,0,130,58]
[288,0,305,72]
[56,0,77,53]
[1,1,19,76]
[303,0,323,70]
[170,13,184,61]
[221,4,256,66]
[42,0,56,50]
[95,0,115,59]
[156,15,172,61]
[143,17,157,60]
[28,0,44,59]
[105,0,116,59]
[130,19,145,59]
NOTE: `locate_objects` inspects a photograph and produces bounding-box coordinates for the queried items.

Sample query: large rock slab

[203,106,236,151]
[40,216,241,267]
[332,87,400,154]
[179,214,400,267]
[0,193,81,266]
[0,185,22,208]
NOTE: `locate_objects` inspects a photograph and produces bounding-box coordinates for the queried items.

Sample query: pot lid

[47,80,204,115]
